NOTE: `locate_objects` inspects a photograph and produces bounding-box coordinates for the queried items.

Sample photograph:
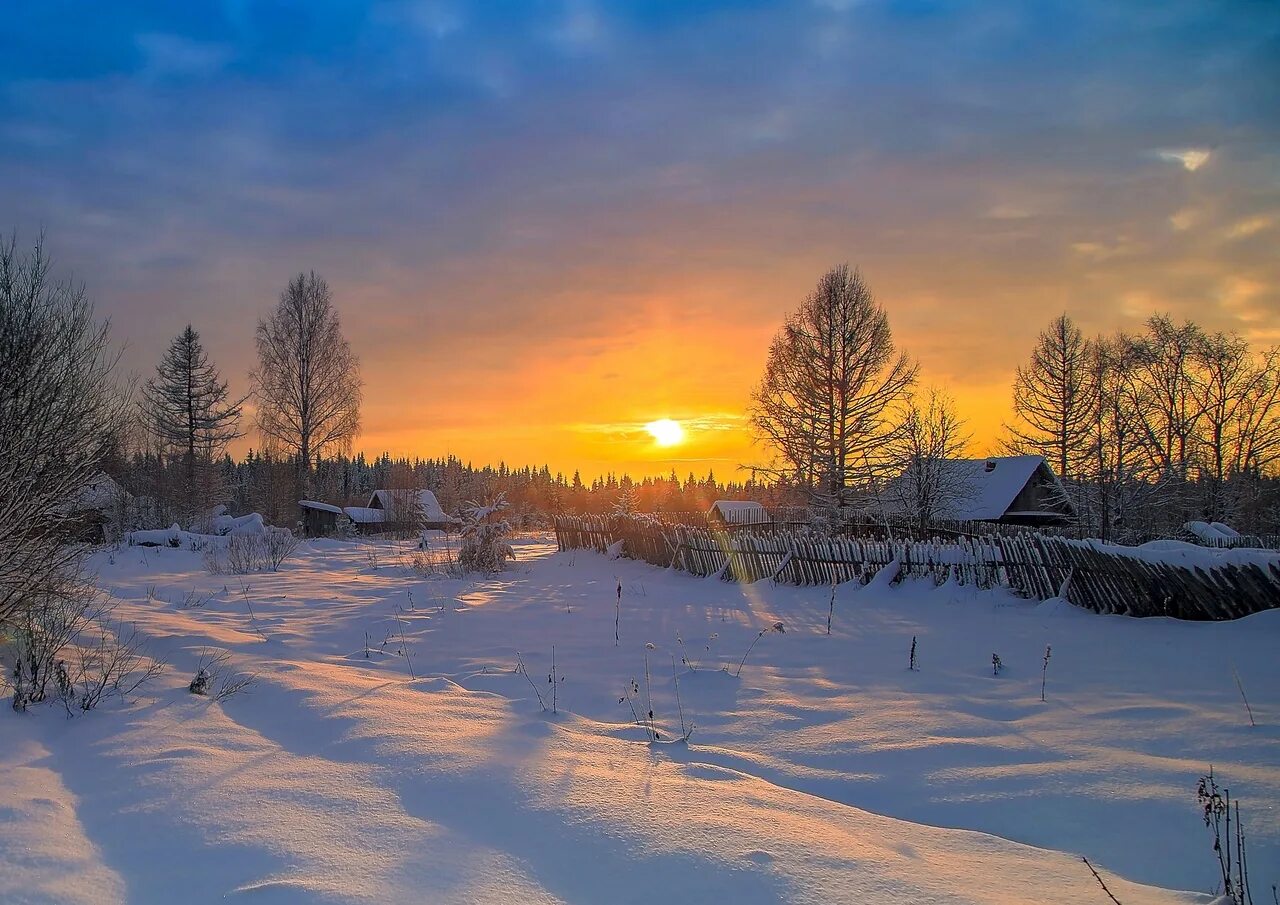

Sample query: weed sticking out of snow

[189,648,256,702]
[1197,768,1259,904]
[734,621,785,678]
[1042,645,1052,701]
[515,650,547,711]
[619,677,657,741]
[992,652,1003,676]
[392,605,416,679]
[1232,667,1257,728]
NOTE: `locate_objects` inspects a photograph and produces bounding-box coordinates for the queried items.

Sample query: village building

[883,454,1075,527]
[706,499,771,527]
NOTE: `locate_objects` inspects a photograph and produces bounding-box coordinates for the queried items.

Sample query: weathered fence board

[553,516,1280,621]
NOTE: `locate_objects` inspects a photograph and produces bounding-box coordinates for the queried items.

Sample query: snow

[1092,536,1280,569]
[1184,521,1245,543]
[126,513,270,547]
[66,473,126,513]
[709,500,769,524]
[299,500,344,515]
[4,536,1277,903]
[368,489,453,523]
[342,506,387,524]
[887,455,1060,521]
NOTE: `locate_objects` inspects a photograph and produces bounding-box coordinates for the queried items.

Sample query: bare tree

[1075,336,1153,542]
[1122,315,1208,483]
[142,325,246,521]
[885,387,972,530]
[750,265,917,508]
[1192,333,1280,522]
[1007,313,1097,481]
[252,272,362,496]
[0,235,125,626]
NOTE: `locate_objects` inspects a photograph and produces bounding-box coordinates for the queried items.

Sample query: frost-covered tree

[141,325,246,519]
[750,264,917,507]
[1006,314,1096,480]
[0,235,124,624]
[885,387,971,530]
[252,272,362,495]
[611,481,639,518]
[459,494,515,573]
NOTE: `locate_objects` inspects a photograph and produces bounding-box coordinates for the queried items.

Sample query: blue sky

[2,1,1277,472]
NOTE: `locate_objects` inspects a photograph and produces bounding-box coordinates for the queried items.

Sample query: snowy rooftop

[342,506,387,524]
[368,489,451,522]
[299,500,344,515]
[708,500,769,524]
[887,454,1063,521]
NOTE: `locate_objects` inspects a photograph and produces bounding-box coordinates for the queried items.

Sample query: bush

[460,494,515,574]
[5,587,164,714]
[203,527,300,575]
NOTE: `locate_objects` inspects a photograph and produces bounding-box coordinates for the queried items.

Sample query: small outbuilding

[299,500,346,537]
[366,489,457,531]
[707,500,771,527]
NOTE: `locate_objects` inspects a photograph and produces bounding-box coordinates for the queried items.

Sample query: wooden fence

[553,516,1280,621]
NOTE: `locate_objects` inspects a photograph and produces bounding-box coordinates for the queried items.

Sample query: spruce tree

[141,325,246,519]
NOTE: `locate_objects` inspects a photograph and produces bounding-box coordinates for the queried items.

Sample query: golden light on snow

[645,418,685,446]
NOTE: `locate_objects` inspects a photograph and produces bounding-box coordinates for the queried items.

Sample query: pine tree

[141,325,246,519]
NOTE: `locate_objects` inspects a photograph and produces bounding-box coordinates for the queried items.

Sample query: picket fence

[553,515,1280,621]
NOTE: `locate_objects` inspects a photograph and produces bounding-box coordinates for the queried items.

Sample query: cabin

[707,500,771,528]
[299,500,346,536]
[365,489,457,531]
[884,455,1075,527]
[62,472,131,542]
[300,489,457,537]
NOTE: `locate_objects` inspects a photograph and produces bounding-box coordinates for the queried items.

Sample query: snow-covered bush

[6,590,164,714]
[459,494,515,573]
[189,648,256,701]
[261,526,301,571]
[201,525,300,574]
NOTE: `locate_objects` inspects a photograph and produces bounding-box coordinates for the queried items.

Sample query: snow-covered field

[3,535,1277,904]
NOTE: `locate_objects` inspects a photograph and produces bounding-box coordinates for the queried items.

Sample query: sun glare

[645,418,685,446]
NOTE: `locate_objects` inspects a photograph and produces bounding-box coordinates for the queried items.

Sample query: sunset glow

[0,3,1274,481]
[645,419,685,447]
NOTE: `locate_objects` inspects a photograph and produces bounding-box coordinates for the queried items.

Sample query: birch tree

[252,272,362,495]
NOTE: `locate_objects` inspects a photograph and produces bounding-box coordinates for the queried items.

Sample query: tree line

[1006,312,1279,540]
[747,264,1280,540]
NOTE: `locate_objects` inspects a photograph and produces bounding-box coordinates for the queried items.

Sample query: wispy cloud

[1156,147,1212,171]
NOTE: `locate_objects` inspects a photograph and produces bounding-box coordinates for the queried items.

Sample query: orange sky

[6,3,1276,481]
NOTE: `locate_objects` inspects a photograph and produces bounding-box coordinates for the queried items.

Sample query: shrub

[459,494,515,573]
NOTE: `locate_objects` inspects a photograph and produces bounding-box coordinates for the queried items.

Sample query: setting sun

[645,418,685,447]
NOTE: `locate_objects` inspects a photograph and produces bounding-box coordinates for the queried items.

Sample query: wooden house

[884,455,1075,527]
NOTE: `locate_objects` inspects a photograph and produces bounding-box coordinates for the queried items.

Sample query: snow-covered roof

[708,500,770,524]
[300,500,344,515]
[343,506,387,524]
[887,455,1066,522]
[1184,521,1241,543]
[367,489,450,522]
[69,472,126,512]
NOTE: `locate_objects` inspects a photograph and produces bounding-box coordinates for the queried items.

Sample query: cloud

[1156,147,1212,171]
[1,0,1277,474]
